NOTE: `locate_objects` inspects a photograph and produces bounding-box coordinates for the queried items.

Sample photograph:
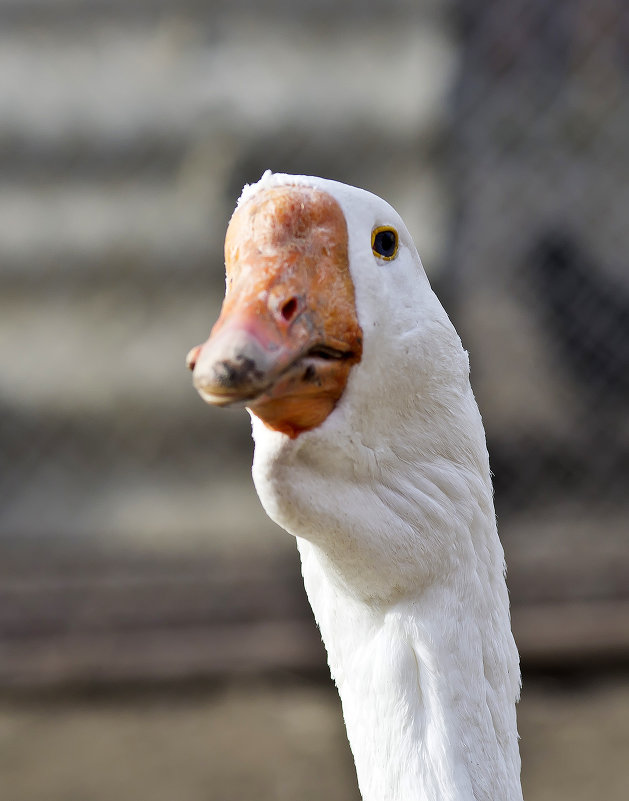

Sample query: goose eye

[371,226,399,260]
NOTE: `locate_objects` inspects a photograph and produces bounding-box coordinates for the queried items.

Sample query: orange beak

[187,185,363,438]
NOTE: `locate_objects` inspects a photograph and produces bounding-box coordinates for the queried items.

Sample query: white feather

[241,173,522,801]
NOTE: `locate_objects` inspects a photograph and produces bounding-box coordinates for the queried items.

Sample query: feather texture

[197,172,522,801]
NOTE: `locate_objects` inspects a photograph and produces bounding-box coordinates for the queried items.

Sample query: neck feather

[296,473,522,801]
[251,392,522,801]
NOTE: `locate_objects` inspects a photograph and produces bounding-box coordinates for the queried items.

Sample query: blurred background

[1,0,628,799]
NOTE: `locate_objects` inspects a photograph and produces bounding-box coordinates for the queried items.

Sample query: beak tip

[186,345,202,372]
[189,329,272,404]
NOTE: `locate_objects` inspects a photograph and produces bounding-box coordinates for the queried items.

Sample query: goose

[187,172,522,801]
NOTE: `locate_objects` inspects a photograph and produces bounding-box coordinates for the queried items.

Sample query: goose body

[188,172,522,801]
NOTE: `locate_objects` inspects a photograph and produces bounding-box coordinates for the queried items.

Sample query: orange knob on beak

[189,185,362,438]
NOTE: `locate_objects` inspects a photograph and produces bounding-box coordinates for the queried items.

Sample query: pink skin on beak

[187,185,363,438]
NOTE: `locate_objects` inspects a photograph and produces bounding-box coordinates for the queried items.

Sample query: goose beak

[189,303,325,407]
[188,185,362,438]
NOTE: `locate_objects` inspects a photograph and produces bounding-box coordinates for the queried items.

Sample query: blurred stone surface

[0,0,455,552]
[0,677,627,801]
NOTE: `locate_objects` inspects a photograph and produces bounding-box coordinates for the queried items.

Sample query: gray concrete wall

[0,0,456,553]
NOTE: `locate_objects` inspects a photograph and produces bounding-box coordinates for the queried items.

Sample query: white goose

[188,172,522,801]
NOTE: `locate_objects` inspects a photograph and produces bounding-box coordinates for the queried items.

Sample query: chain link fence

[448,0,629,515]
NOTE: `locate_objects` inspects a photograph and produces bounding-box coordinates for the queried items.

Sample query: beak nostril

[186,345,202,372]
[280,297,298,322]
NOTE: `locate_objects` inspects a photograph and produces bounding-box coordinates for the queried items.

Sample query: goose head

[188,171,468,451]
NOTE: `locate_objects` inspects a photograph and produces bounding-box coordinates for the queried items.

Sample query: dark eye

[371,226,399,260]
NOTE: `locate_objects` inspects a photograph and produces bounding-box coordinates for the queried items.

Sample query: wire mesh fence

[447,0,629,517]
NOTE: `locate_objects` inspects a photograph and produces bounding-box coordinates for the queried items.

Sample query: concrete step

[0,286,221,414]
[0,180,220,278]
[0,17,454,275]
[0,0,434,27]
[0,22,453,150]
